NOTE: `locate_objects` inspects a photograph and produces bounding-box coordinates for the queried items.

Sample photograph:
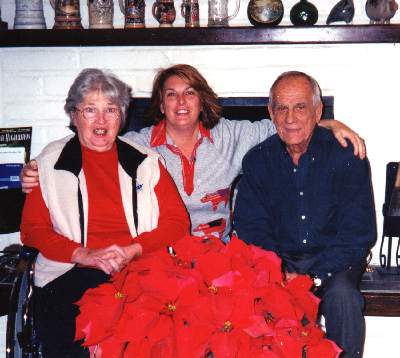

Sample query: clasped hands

[71,243,142,275]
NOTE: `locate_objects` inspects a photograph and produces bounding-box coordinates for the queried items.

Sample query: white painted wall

[1,0,400,356]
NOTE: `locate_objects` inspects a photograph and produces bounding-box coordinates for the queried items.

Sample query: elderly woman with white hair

[20,68,189,357]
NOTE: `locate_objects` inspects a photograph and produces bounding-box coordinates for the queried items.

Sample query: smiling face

[160,75,202,132]
[268,76,322,156]
[72,90,121,152]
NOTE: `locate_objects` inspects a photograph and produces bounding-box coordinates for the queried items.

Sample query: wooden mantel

[1,25,400,47]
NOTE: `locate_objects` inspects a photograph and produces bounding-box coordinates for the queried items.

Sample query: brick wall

[1,0,400,356]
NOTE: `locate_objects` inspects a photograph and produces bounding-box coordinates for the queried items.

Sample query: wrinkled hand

[320,119,366,159]
[20,159,39,193]
[72,245,128,275]
[71,243,142,275]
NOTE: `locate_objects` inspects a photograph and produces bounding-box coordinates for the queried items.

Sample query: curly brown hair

[144,64,222,129]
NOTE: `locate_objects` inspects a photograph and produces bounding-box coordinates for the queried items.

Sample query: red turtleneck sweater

[21,144,189,262]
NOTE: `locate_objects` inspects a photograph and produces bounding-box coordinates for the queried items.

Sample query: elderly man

[233,71,376,358]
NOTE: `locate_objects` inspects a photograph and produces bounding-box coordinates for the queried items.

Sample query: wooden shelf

[1,25,400,47]
[361,266,400,317]
[363,291,400,317]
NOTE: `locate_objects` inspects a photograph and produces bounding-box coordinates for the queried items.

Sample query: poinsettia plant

[75,235,341,358]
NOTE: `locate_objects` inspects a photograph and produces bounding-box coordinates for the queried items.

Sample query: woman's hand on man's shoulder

[20,159,39,193]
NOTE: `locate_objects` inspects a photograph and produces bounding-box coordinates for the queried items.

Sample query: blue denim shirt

[234,127,377,280]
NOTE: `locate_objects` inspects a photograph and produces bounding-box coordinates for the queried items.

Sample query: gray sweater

[125,118,276,241]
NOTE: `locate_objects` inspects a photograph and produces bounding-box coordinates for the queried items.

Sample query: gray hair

[269,71,322,108]
[65,68,132,132]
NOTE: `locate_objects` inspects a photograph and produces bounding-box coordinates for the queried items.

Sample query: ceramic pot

[88,0,114,29]
[365,0,398,24]
[119,0,146,28]
[181,0,200,27]
[50,0,83,29]
[152,0,176,27]
[14,0,47,29]
[247,0,284,27]
[326,0,354,24]
[0,7,8,30]
[290,0,318,26]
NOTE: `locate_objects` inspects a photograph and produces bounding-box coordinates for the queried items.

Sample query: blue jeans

[315,266,365,358]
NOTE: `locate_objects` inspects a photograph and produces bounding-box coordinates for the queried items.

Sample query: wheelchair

[2,246,41,357]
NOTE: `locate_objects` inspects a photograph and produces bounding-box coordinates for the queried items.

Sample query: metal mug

[208,0,240,26]
[152,0,176,27]
[181,0,199,27]
[118,0,146,28]
[14,0,47,29]
[88,0,114,29]
[50,0,83,29]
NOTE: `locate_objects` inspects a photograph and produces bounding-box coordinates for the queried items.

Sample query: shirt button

[299,191,304,196]
[302,239,307,244]
[293,168,297,173]
[301,215,306,220]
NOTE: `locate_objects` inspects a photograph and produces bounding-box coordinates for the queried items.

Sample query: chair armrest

[19,246,38,263]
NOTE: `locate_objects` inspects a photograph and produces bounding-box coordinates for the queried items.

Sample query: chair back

[382,162,400,237]
[122,96,334,134]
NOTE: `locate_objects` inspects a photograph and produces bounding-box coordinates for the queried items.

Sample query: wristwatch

[312,276,322,287]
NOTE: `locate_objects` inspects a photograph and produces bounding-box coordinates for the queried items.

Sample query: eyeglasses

[75,106,120,121]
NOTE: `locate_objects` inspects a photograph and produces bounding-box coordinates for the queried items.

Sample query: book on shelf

[0,127,32,234]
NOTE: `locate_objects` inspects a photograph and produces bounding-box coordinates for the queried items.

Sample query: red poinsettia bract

[75,235,341,358]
